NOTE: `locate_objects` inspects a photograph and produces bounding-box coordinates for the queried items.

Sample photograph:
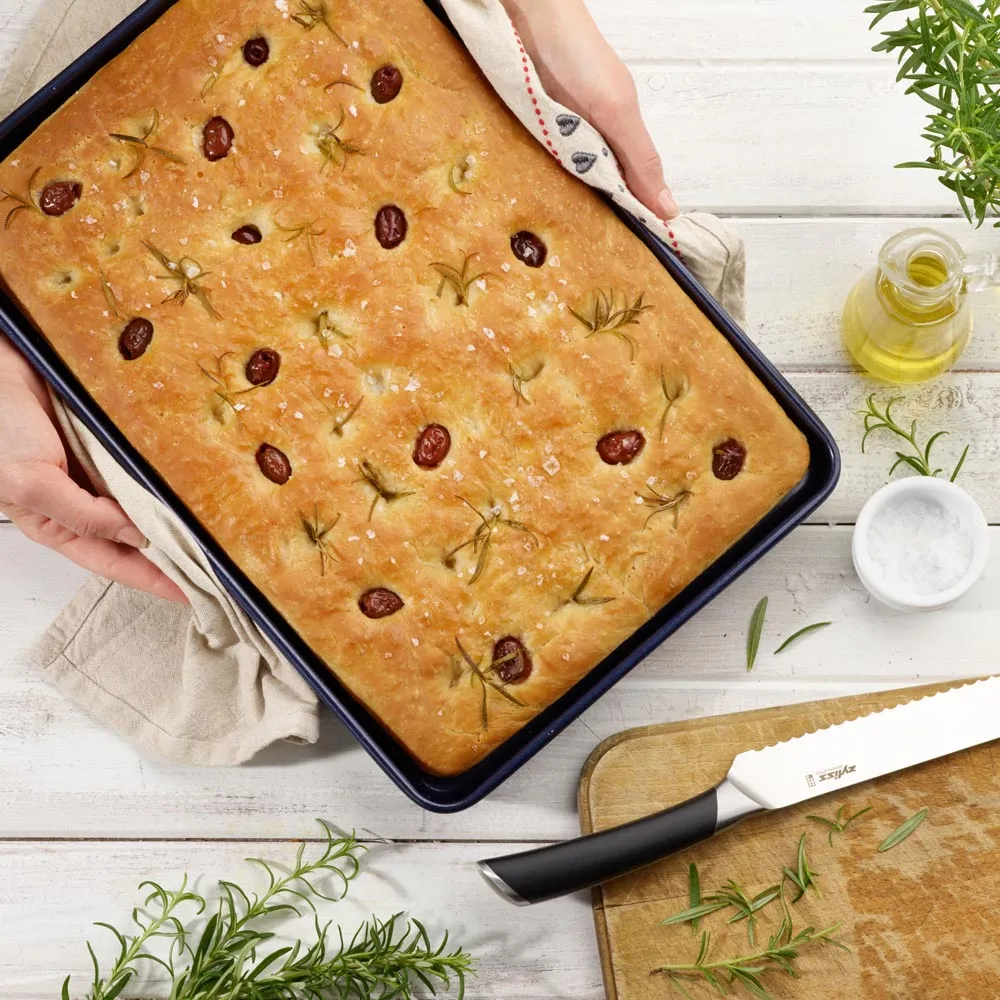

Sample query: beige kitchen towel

[4,0,747,766]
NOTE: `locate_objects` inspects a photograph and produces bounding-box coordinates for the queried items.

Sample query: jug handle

[964,252,1000,294]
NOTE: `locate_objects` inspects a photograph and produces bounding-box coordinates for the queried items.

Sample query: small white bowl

[852,478,989,612]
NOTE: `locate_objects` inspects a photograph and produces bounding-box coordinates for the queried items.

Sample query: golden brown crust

[0,0,809,775]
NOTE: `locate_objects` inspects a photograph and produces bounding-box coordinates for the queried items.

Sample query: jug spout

[964,251,1000,294]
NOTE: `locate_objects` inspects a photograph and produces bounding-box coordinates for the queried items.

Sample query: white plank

[742,218,1000,371]
[1,520,996,840]
[637,64,941,213]
[0,840,605,999]
[590,0,881,62]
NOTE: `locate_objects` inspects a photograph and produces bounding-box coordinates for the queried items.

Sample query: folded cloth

[2,0,747,766]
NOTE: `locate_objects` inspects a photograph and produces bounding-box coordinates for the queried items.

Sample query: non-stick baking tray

[0,0,840,811]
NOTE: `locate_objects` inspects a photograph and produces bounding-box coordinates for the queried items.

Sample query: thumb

[591,89,679,222]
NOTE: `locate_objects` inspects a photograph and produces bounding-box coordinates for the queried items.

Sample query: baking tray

[0,0,840,812]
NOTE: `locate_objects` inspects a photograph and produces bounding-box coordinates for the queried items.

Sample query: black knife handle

[479,779,762,905]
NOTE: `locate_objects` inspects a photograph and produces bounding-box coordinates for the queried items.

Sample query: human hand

[0,336,186,603]
[501,0,679,220]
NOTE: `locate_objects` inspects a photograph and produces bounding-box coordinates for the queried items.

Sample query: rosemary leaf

[746,597,768,672]
[806,805,874,847]
[688,863,702,932]
[773,621,832,655]
[878,807,929,852]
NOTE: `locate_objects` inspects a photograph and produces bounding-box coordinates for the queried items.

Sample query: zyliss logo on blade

[805,764,857,789]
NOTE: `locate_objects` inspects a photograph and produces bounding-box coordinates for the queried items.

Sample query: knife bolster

[715,777,766,831]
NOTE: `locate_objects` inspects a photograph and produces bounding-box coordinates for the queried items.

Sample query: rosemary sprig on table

[861,393,969,480]
[62,821,473,1000]
[774,621,832,655]
[807,805,874,847]
[0,166,41,228]
[443,497,538,584]
[569,289,651,360]
[143,241,221,319]
[635,485,692,529]
[867,0,999,228]
[878,807,930,851]
[453,636,525,731]
[109,108,185,178]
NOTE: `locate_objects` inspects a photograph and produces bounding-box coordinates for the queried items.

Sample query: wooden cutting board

[579,682,1000,999]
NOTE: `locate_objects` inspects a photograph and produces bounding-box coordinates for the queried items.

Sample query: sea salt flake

[404,376,420,391]
[411,637,420,647]
[348,105,358,117]
[278,401,288,411]
[600,534,610,542]
[366,529,376,539]
[548,255,561,267]
[293,411,303,419]
[261,261,272,270]
[191,196,199,208]
[233,402,246,412]
[343,240,357,257]
[479,450,487,459]
[542,456,560,476]
[337,457,346,467]
[467,344,476,352]
[501,262,511,273]
[454,471,464,482]
[527,306,537,317]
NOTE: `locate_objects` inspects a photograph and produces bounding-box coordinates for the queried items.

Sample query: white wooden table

[1,1,997,996]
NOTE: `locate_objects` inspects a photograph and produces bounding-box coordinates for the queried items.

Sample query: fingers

[590,79,680,221]
[3,461,145,547]
[59,534,189,604]
[13,512,187,604]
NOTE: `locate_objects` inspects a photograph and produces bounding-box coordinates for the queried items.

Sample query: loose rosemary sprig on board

[654,904,848,1000]
[861,393,969,481]
[867,0,999,228]
[63,821,473,1000]
[807,805,874,847]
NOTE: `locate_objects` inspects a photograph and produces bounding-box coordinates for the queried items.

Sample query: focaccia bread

[0,0,809,775]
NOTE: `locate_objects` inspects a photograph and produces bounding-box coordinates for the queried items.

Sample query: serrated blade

[727,677,1000,810]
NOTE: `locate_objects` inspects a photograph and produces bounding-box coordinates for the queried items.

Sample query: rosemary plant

[63,821,473,1000]
[867,0,999,227]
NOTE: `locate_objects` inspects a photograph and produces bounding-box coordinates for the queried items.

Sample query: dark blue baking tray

[0,0,839,811]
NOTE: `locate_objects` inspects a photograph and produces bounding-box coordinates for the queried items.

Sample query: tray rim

[0,0,841,812]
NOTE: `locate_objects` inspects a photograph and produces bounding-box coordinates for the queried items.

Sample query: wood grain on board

[580,683,1000,999]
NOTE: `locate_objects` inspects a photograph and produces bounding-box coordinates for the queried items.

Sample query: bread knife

[479,677,1000,904]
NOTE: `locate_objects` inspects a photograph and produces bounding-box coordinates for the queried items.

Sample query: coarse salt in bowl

[852,477,989,612]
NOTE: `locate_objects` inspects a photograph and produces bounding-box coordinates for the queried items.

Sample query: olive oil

[843,228,997,384]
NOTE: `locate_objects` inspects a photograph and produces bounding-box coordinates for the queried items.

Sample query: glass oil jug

[842,227,999,383]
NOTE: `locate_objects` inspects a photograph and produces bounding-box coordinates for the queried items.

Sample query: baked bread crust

[0,0,809,775]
